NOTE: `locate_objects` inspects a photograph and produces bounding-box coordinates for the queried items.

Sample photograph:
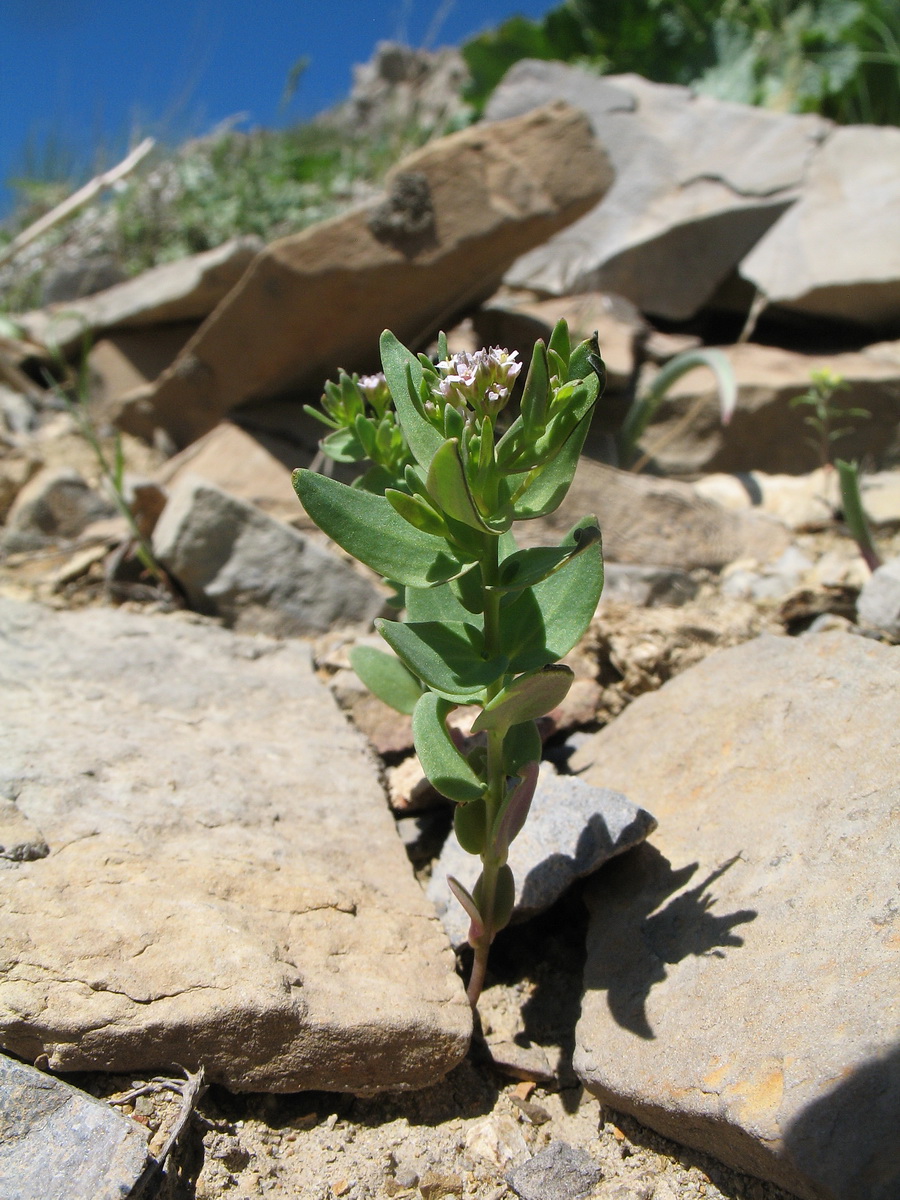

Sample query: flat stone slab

[485,62,828,320]
[428,763,656,948]
[0,599,470,1092]
[0,1052,149,1200]
[19,237,263,354]
[741,125,900,328]
[570,631,900,1200]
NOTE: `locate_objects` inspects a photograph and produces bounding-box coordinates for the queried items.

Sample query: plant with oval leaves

[293,321,606,1008]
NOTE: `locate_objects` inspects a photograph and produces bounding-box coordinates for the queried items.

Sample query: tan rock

[88,323,199,415]
[694,467,841,530]
[637,342,900,476]
[0,598,471,1091]
[155,422,299,522]
[521,459,790,570]
[0,448,41,523]
[474,289,645,390]
[572,632,900,1200]
[135,103,613,447]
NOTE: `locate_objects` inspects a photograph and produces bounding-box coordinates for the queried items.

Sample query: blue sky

[1,0,557,216]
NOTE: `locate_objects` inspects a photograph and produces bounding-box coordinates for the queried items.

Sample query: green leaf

[354,464,396,494]
[293,469,466,587]
[385,488,448,538]
[493,760,539,857]
[520,339,550,431]
[413,693,485,802]
[503,720,542,777]
[568,332,606,392]
[350,645,422,715]
[320,427,367,462]
[548,318,570,370]
[495,516,601,592]
[405,579,481,625]
[477,863,516,934]
[426,439,488,531]
[455,798,488,854]
[502,527,603,671]
[472,665,574,736]
[376,618,508,700]
[510,409,594,519]
[379,330,443,470]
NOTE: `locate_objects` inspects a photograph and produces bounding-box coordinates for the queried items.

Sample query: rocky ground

[69,893,798,1200]
[4,503,894,1200]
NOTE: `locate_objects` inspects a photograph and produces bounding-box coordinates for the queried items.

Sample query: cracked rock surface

[0,598,470,1092]
[571,631,900,1200]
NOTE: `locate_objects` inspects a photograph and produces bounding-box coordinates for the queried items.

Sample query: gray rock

[857,555,900,639]
[19,237,262,356]
[0,598,471,1091]
[571,632,900,1200]
[694,468,841,531]
[152,475,386,635]
[0,796,48,862]
[523,459,791,571]
[0,1052,149,1200]
[428,763,656,948]
[602,564,699,607]
[486,61,828,320]
[0,382,39,436]
[1,466,115,551]
[40,254,126,306]
[154,421,302,524]
[741,125,900,329]
[721,545,813,601]
[329,41,471,140]
[506,1140,601,1200]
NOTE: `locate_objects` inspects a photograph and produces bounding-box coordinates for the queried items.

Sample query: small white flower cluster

[433,347,522,417]
[357,371,391,415]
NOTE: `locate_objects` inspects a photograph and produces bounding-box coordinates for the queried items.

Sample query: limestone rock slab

[0,1053,150,1200]
[0,599,471,1091]
[151,475,386,636]
[570,632,900,1200]
[741,125,900,329]
[133,103,612,447]
[428,763,656,948]
[486,62,828,320]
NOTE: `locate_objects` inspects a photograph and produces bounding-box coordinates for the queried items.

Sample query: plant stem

[467,536,506,1009]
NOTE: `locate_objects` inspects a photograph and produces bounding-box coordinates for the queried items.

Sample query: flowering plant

[294,322,605,1006]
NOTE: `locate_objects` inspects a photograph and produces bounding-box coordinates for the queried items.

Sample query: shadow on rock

[782,1041,900,1200]
[582,843,757,1039]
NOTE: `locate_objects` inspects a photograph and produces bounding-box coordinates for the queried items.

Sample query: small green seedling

[294,322,606,1007]
[790,367,870,469]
